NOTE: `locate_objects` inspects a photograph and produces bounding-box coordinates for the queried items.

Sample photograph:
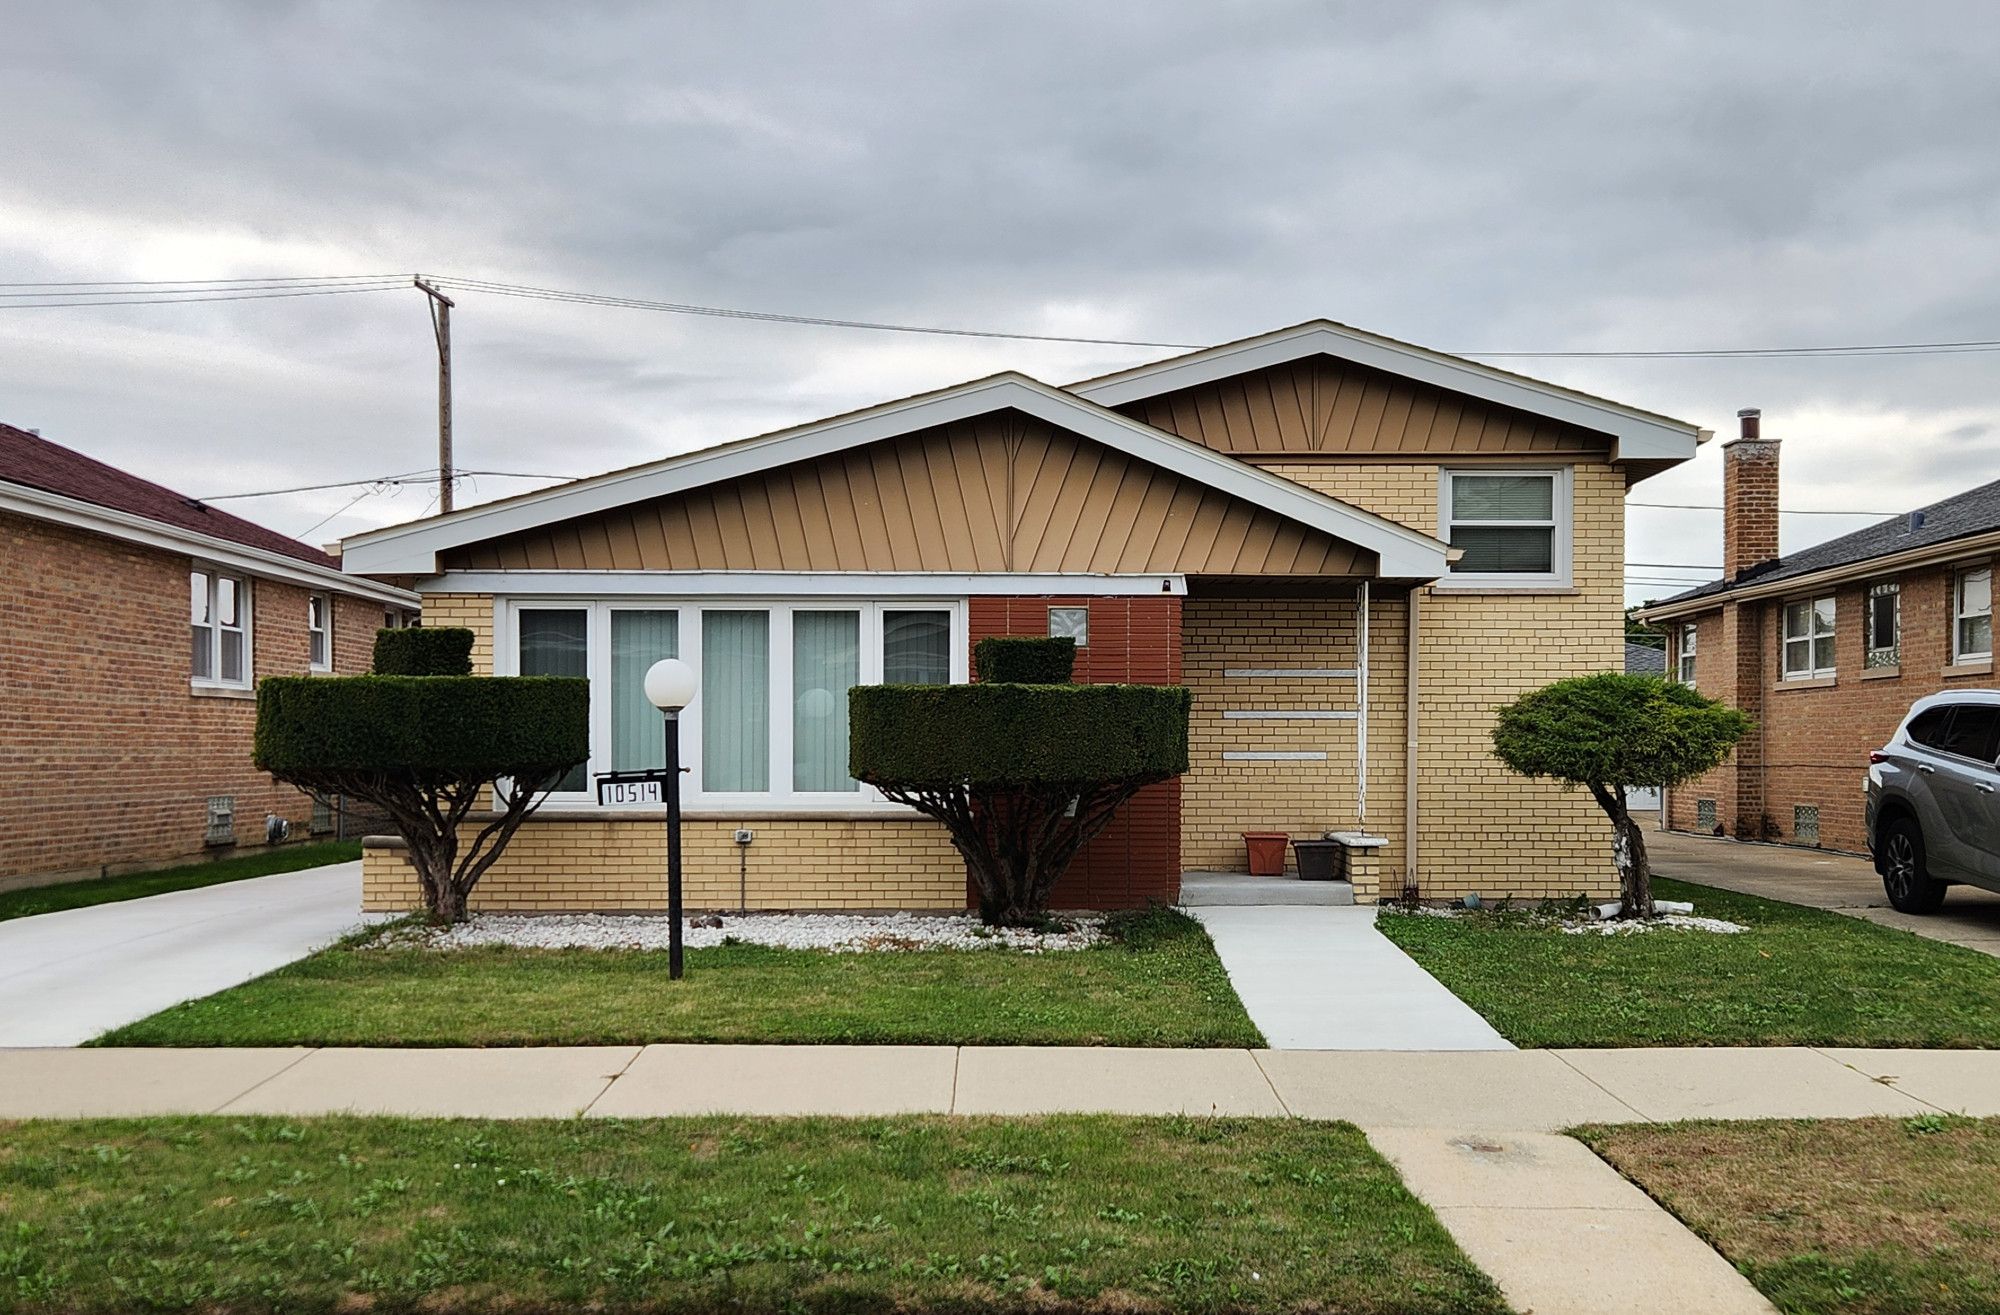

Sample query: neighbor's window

[1955,567,1992,663]
[1865,582,1900,669]
[1049,605,1089,647]
[509,601,960,804]
[307,593,332,671]
[382,607,415,630]
[1441,469,1567,585]
[1677,623,1697,684]
[1780,595,1836,679]
[190,570,250,688]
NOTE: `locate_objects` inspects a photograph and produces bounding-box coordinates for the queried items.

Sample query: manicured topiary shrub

[256,670,588,923]
[973,636,1076,684]
[373,626,475,676]
[851,668,1190,926]
[1492,672,1750,918]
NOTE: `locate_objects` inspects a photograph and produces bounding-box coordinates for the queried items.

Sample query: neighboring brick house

[341,319,1704,912]
[1638,409,1999,854]
[0,425,421,889]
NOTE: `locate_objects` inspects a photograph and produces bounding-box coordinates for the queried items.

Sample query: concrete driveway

[1648,825,2000,957]
[0,861,379,1046]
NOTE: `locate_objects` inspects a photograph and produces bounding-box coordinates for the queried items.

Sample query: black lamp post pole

[665,709,684,980]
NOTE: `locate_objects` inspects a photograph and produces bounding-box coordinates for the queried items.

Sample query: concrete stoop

[1179,871,1354,906]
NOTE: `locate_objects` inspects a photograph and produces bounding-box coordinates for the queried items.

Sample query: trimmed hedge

[373,627,475,677]
[850,683,1190,787]
[256,675,588,780]
[974,636,1076,684]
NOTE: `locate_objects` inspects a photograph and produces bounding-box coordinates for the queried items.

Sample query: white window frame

[1677,623,1697,684]
[307,592,333,672]
[1435,466,1573,590]
[1780,594,1837,680]
[190,568,253,690]
[1864,581,1900,669]
[1955,565,1993,663]
[498,596,969,811]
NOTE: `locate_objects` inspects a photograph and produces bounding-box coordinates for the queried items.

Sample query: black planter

[1293,838,1342,882]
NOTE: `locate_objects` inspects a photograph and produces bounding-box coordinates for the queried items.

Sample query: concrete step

[1179,871,1355,906]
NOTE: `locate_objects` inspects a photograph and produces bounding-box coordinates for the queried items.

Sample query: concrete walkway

[0,862,379,1046]
[1369,1127,1777,1314]
[1187,904,1514,1050]
[1652,827,2000,957]
[3,1042,1990,1122]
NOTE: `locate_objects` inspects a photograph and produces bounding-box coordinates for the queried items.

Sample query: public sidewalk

[2,1042,1992,1123]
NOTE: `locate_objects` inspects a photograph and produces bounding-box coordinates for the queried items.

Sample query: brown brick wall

[1667,556,1998,853]
[0,510,386,885]
[967,595,1183,908]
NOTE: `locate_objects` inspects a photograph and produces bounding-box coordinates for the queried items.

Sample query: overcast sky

[5,2,1998,604]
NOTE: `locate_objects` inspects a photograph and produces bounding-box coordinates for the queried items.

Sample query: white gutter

[0,482,421,609]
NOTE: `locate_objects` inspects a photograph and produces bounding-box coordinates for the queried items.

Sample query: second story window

[191,570,250,688]
[1440,468,1569,587]
[308,593,332,671]
[1956,566,1993,663]
[1865,582,1900,669]
[1780,595,1836,680]
[1677,624,1697,684]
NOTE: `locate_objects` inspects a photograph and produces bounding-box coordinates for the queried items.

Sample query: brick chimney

[1722,407,1780,578]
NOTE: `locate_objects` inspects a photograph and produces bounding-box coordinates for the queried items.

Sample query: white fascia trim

[427,570,1189,597]
[341,374,1454,580]
[1070,323,1701,462]
[0,482,421,608]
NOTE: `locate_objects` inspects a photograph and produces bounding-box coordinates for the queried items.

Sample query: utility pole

[413,276,455,514]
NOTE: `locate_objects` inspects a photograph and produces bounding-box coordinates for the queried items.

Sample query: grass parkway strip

[0,1114,1504,1315]
[1581,1114,2000,1315]
[0,842,361,924]
[95,907,1266,1049]
[1377,877,2000,1048]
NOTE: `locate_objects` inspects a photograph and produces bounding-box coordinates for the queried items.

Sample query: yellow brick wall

[362,814,966,913]
[419,594,494,674]
[1181,594,1408,901]
[1251,460,1625,902]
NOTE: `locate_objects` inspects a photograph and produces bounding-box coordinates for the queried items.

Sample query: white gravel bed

[1386,904,1745,936]
[1560,913,1745,936]
[378,911,1107,953]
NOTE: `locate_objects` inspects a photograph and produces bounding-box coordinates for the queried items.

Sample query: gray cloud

[3,0,1998,587]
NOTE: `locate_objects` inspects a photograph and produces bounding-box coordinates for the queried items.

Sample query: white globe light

[643,657,699,711]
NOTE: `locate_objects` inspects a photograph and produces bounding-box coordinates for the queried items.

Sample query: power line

[9,266,2000,362]
[194,468,577,502]
[424,275,1207,350]
[0,283,406,309]
[1629,501,1897,516]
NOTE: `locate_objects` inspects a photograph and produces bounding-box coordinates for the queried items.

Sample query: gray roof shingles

[1624,641,1667,675]
[1651,476,2000,608]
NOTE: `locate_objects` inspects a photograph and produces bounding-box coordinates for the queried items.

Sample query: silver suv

[1866,690,2000,912]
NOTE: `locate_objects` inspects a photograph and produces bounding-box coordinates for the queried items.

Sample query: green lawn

[1580,1116,2000,1315]
[0,842,361,923]
[0,1114,1503,1315]
[97,907,1264,1048]
[1377,877,2000,1048]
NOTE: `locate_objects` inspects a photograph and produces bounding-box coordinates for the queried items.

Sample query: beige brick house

[342,320,1703,911]
[0,424,420,889]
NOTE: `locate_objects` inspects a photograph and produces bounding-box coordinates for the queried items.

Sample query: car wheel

[1881,816,1947,914]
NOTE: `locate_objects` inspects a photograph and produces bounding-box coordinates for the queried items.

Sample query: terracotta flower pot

[1242,831,1291,876]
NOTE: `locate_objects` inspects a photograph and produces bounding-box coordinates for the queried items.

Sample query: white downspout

[1404,586,1421,895]
[1356,579,1369,828]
